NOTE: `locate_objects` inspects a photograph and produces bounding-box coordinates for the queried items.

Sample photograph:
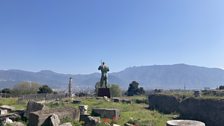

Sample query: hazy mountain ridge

[0,64,224,89]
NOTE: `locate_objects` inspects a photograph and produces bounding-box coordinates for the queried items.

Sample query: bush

[126,81,145,96]
[12,82,41,95]
[135,99,148,104]
[38,85,53,94]
[218,85,224,90]
[1,88,11,94]
[110,84,122,97]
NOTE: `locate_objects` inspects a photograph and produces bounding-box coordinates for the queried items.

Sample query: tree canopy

[13,81,41,95]
[218,85,224,90]
[1,88,11,94]
[38,85,53,94]
[126,81,145,96]
[110,84,122,97]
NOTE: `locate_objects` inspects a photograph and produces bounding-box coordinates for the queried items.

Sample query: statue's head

[102,62,105,65]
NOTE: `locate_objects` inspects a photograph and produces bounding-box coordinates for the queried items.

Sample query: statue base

[97,88,111,98]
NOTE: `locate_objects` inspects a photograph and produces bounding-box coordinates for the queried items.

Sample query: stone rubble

[59,122,73,126]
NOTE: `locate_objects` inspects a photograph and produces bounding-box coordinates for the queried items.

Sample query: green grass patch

[0,98,26,110]
[49,97,172,126]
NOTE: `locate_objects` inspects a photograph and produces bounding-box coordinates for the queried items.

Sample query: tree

[95,82,101,94]
[13,82,41,95]
[1,88,11,94]
[126,81,139,96]
[126,81,145,96]
[218,85,224,90]
[38,85,53,94]
[110,84,122,97]
[138,87,145,95]
[0,88,12,97]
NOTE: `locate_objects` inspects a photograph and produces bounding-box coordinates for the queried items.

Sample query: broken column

[166,120,205,126]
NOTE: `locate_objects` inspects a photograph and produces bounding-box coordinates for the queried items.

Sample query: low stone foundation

[92,108,120,120]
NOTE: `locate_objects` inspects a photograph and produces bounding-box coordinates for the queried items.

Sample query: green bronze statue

[98,62,109,88]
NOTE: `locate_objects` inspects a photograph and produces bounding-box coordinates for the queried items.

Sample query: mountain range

[0,64,224,90]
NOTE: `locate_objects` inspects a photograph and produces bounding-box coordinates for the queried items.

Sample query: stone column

[68,77,72,97]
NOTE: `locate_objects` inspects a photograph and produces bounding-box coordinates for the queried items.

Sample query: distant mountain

[0,64,224,90]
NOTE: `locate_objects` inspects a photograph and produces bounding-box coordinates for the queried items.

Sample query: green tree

[110,84,122,97]
[1,88,11,94]
[138,87,145,95]
[126,81,139,96]
[126,81,145,96]
[218,85,224,90]
[12,82,41,95]
[38,85,53,94]
[95,82,101,94]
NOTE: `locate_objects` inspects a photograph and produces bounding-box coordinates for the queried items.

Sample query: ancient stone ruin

[29,107,80,126]
[25,101,47,118]
[166,120,205,126]
[148,94,224,126]
[92,108,120,120]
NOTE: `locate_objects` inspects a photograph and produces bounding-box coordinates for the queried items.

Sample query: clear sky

[0,0,224,74]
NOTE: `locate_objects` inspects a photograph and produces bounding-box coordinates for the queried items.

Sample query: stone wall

[148,94,180,114]
[148,94,224,126]
[19,93,67,101]
[179,97,224,126]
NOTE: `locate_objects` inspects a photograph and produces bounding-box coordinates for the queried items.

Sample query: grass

[0,98,26,110]
[56,97,172,126]
[0,96,172,126]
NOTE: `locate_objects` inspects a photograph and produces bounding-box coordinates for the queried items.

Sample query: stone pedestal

[166,120,205,126]
[97,88,111,98]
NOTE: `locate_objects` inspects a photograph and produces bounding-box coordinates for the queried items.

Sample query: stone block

[85,116,101,126]
[26,101,46,118]
[0,113,21,122]
[80,114,100,126]
[79,105,88,115]
[29,107,80,126]
[60,122,72,126]
[49,114,60,126]
[11,122,26,126]
[0,105,15,112]
[112,98,121,103]
[0,109,8,115]
[103,96,110,102]
[121,99,132,104]
[92,108,120,120]
[124,123,134,126]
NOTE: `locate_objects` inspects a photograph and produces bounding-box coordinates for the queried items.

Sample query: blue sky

[0,0,224,74]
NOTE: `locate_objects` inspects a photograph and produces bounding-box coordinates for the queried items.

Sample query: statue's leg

[100,77,103,88]
[105,76,108,88]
